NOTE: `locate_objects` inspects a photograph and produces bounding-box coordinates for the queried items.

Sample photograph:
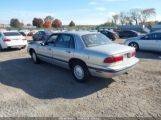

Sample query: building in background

[0,24,10,28]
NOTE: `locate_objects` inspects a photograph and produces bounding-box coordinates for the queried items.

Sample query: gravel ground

[0,39,161,118]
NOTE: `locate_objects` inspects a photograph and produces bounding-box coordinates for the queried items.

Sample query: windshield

[82,33,112,47]
[4,32,21,36]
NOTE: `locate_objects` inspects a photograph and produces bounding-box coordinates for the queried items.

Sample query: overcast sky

[0,0,161,25]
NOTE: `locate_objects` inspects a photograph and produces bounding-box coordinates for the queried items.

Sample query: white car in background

[0,31,28,51]
[124,31,161,52]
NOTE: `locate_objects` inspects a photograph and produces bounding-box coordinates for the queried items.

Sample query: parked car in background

[99,30,119,41]
[0,31,28,51]
[33,31,53,41]
[19,30,30,36]
[118,30,141,39]
[124,31,161,52]
[28,31,139,82]
[27,30,38,36]
[27,31,34,36]
[118,25,150,33]
[19,32,27,36]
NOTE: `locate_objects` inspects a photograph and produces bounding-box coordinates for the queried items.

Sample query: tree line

[104,8,158,26]
[9,8,160,28]
[10,16,76,28]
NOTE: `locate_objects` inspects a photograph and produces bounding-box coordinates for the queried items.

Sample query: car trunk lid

[86,43,136,67]
[86,43,134,55]
[4,36,26,45]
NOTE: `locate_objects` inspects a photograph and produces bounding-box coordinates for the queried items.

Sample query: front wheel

[129,42,139,51]
[21,45,26,49]
[71,62,90,83]
[31,51,40,64]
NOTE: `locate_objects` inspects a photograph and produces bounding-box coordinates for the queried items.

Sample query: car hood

[86,43,134,55]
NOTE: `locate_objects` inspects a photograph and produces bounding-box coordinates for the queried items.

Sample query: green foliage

[32,18,44,28]
[52,19,62,28]
[69,21,76,27]
[102,22,116,26]
[44,16,54,22]
[10,18,23,28]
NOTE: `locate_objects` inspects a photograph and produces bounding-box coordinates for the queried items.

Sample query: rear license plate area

[124,53,132,59]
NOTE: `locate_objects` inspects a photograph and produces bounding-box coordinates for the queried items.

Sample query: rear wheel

[31,51,40,64]
[129,42,139,51]
[71,62,90,83]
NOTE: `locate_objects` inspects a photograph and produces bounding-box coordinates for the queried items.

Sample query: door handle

[48,48,52,51]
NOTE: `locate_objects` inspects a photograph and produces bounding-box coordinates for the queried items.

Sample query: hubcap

[32,53,37,62]
[130,43,137,49]
[74,65,84,80]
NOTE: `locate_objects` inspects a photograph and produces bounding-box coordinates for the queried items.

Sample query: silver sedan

[28,31,139,82]
[124,31,161,52]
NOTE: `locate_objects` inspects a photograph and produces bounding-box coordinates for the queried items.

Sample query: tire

[71,61,90,83]
[129,42,139,51]
[31,50,40,64]
[21,45,26,49]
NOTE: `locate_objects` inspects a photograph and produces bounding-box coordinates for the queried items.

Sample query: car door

[155,33,161,52]
[121,31,128,38]
[52,34,75,69]
[139,33,157,51]
[37,34,59,64]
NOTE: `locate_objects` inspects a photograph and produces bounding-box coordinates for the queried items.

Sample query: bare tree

[112,14,119,25]
[125,15,133,25]
[119,12,127,25]
[140,8,156,25]
[129,8,142,25]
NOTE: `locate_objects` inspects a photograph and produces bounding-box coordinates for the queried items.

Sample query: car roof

[121,30,137,32]
[1,31,19,33]
[56,31,99,36]
[152,31,161,34]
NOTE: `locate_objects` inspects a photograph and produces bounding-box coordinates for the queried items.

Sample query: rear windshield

[4,32,21,36]
[82,33,112,47]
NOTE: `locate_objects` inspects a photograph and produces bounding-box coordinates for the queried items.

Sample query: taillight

[104,55,123,63]
[132,51,136,57]
[3,38,11,42]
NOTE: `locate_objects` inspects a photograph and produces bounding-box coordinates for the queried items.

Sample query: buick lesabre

[28,31,139,82]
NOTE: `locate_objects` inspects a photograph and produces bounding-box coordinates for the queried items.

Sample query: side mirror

[40,42,46,46]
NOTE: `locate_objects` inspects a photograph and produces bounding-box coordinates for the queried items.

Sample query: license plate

[13,38,19,40]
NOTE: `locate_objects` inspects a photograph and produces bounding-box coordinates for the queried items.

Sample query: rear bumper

[88,58,139,78]
[3,43,28,49]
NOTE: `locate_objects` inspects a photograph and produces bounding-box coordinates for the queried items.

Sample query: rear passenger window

[55,34,75,48]
[143,34,155,40]
[47,34,59,44]
[155,33,161,40]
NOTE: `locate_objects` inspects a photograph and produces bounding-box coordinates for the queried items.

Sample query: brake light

[104,55,123,63]
[3,38,11,42]
[132,51,136,57]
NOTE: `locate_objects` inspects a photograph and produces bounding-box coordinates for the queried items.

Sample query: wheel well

[129,42,139,50]
[29,48,35,55]
[69,58,87,69]
[129,42,138,46]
